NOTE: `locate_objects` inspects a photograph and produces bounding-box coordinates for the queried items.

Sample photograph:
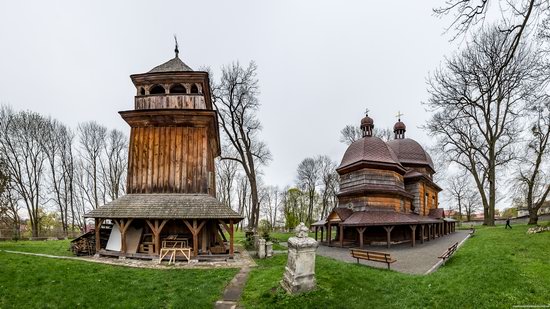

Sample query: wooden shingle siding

[126,126,213,194]
[339,168,404,192]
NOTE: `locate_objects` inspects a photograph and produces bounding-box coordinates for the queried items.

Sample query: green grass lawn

[0,239,73,256]
[241,224,550,308]
[0,251,238,308]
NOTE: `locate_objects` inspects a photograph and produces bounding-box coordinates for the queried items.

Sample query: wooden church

[85,46,242,260]
[313,113,456,248]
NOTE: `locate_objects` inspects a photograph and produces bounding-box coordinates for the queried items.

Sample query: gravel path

[316,230,470,275]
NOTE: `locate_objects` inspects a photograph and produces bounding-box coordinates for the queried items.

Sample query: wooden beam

[339,225,344,247]
[320,227,324,243]
[383,226,394,249]
[327,223,331,246]
[315,227,318,241]
[229,220,234,256]
[409,225,417,247]
[94,218,104,253]
[356,227,366,248]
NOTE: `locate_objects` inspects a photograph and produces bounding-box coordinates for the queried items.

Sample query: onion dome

[360,112,374,137]
[338,113,405,173]
[387,138,435,171]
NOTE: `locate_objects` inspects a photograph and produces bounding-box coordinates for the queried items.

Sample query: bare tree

[296,157,320,224]
[0,107,48,237]
[0,156,21,238]
[339,125,362,145]
[317,155,339,220]
[101,129,127,201]
[42,119,72,235]
[77,121,107,210]
[515,101,550,224]
[446,171,472,225]
[425,26,543,225]
[212,61,272,230]
[215,149,239,209]
[340,124,393,145]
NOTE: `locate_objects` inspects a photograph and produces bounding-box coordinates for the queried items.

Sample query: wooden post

[229,220,234,257]
[320,226,324,243]
[94,218,104,253]
[356,227,366,248]
[420,224,425,244]
[114,218,134,254]
[183,219,206,257]
[383,226,394,249]
[146,219,168,255]
[409,225,417,247]
[427,224,431,241]
[339,225,344,247]
[327,223,331,246]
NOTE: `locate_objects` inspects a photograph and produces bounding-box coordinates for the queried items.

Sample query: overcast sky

[0,1,459,189]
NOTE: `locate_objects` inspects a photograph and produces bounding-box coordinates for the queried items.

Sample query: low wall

[461,214,550,226]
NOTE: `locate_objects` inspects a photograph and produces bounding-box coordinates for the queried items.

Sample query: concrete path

[214,249,256,309]
[316,230,470,275]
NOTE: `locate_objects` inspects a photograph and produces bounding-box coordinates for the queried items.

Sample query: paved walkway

[316,230,470,275]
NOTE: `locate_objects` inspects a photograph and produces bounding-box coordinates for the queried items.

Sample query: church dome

[386,138,434,170]
[393,121,406,131]
[338,136,404,172]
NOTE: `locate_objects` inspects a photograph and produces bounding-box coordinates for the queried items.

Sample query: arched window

[169,84,187,94]
[139,87,146,95]
[149,85,165,94]
[190,84,199,94]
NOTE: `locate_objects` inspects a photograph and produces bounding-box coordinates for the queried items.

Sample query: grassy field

[0,251,237,308]
[0,239,73,256]
[241,224,550,308]
[1,225,547,308]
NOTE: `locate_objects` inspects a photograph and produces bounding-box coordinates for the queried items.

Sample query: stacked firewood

[70,226,111,256]
[70,231,95,256]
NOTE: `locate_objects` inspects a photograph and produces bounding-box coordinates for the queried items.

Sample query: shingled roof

[341,208,441,226]
[338,136,404,172]
[386,138,435,170]
[148,56,193,73]
[85,194,243,220]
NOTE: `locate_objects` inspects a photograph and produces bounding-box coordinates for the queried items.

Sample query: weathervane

[396,111,404,121]
[174,35,179,58]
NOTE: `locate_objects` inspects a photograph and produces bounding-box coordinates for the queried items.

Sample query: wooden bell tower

[122,48,220,195]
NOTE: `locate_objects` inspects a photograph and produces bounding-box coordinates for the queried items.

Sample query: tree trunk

[528,209,538,225]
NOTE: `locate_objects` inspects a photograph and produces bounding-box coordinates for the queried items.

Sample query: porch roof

[84,194,243,221]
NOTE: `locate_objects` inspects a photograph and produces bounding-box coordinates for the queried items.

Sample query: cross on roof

[365,108,370,116]
[396,111,404,121]
[174,35,179,58]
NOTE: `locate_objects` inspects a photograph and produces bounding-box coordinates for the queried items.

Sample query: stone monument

[257,238,266,258]
[280,222,318,294]
[266,241,273,257]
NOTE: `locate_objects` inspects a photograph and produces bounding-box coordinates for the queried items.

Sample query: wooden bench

[350,248,396,270]
[438,242,459,264]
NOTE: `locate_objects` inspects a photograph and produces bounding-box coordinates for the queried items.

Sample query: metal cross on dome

[396,111,404,121]
[365,108,370,116]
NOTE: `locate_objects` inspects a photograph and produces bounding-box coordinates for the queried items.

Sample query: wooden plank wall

[339,168,404,192]
[135,95,206,110]
[339,196,412,213]
[126,126,212,194]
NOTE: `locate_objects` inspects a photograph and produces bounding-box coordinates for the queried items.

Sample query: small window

[150,85,165,94]
[190,84,199,94]
[139,87,146,95]
[169,84,187,94]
